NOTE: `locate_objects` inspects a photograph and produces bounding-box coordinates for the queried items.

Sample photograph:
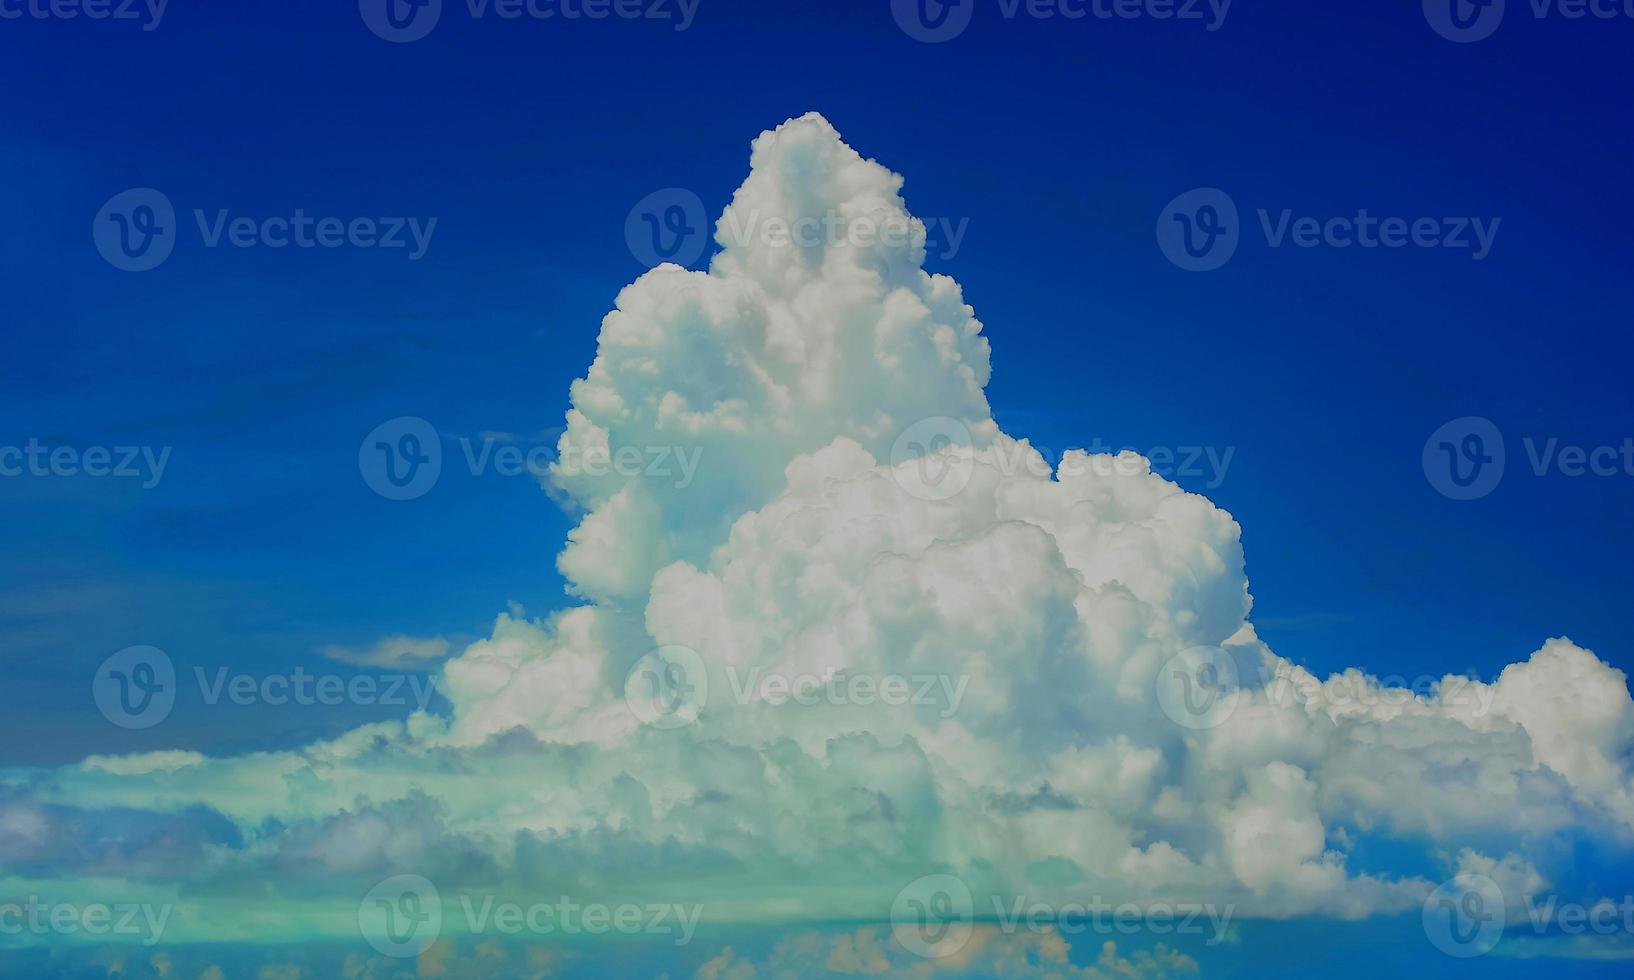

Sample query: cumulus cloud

[6,113,1634,964]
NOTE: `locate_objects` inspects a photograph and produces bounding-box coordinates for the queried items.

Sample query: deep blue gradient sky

[2,0,1631,775]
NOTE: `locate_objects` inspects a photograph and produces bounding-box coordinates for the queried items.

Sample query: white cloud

[10,113,1634,950]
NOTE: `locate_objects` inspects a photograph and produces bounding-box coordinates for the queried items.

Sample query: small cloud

[82,750,205,775]
[319,634,452,670]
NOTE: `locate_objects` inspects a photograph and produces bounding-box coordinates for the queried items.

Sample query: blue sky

[4,0,1629,759]
[3,1,1634,976]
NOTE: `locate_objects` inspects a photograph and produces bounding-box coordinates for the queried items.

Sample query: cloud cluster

[7,114,1633,968]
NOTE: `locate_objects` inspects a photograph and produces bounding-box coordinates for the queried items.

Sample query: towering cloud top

[551,114,995,603]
